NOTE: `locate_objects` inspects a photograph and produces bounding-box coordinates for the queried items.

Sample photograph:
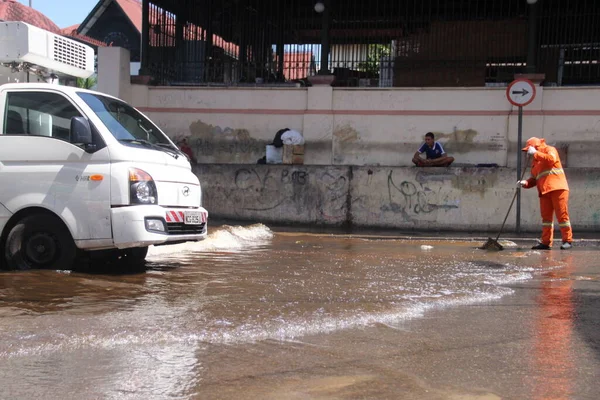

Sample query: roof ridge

[0,0,61,33]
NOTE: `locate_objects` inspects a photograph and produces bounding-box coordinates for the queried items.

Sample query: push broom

[480,156,530,251]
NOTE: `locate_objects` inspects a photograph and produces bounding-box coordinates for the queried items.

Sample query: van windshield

[77,92,179,156]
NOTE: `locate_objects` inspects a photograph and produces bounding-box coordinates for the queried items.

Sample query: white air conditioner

[0,21,94,79]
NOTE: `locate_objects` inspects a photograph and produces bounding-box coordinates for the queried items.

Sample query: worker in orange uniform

[518,137,573,250]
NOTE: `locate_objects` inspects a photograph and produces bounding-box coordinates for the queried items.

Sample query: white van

[0,83,208,270]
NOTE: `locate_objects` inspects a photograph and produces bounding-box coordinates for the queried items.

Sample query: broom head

[479,237,504,251]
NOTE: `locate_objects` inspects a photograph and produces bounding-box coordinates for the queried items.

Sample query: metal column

[318,0,331,75]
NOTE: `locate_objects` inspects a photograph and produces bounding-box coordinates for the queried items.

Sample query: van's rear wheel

[4,214,76,270]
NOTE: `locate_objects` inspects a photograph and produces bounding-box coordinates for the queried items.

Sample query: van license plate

[184,211,202,225]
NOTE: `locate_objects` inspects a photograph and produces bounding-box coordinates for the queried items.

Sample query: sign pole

[506,78,536,235]
[516,105,523,233]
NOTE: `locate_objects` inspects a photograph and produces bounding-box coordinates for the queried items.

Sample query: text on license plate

[184,211,203,225]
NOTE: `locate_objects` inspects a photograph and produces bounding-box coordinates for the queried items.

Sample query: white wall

[129,84,600,168]
[97,47,132,103]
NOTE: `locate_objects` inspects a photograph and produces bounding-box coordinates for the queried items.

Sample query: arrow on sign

[512,89,530,96]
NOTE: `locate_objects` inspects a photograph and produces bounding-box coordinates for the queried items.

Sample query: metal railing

[141,0,600,87]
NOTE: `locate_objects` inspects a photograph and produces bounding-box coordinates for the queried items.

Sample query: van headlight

[129,168,158,205]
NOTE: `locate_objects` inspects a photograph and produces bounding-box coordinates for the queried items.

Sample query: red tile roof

[115,0,141,33]
[0,1,102,48]
[62,24,107,48]
[60,24,106,47]
[283,52,314,80]
[69,34,107,48]
[0,0,60,33]
[61,24,80,35]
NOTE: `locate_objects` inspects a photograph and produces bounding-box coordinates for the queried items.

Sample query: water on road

[1,224,598,399]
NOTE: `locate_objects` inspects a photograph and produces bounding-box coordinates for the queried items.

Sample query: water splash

[147,223,274,258]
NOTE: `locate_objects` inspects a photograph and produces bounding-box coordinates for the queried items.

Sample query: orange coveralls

[522,140,573,246]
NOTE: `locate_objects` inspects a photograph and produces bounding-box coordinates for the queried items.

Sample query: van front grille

[166,222,206,235]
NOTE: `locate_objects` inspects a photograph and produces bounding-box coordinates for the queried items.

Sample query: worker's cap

[522,137,544,151]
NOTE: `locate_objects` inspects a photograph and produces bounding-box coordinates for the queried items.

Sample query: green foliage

[357,44,391,76]
[76,76,97,89]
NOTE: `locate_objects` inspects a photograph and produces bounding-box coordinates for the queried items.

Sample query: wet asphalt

[0,224,598,399]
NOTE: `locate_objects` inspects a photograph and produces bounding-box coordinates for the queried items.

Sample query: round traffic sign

[506,78,535,107]
[506,78,536,107]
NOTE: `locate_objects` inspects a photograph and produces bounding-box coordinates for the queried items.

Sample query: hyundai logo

[182,186,190,196]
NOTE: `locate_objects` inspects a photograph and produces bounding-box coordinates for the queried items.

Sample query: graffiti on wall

[221,167,350,224]
[227,166,461,225]
[381,170,458,221]
[232,168,291,211]
[201,166,476,226]
[315,171,349,222]
[281,170,309,185]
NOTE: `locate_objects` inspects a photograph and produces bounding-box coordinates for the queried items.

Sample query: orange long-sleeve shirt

[523,144,569,196]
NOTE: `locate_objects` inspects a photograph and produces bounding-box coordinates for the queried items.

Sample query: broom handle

[495,156,530,241]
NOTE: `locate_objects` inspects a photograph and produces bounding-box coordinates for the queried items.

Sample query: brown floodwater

[1,224,599,399]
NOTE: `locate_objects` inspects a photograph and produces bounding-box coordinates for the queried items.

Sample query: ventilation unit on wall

[0,21,94,79]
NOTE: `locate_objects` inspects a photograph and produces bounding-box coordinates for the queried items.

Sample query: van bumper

[111,205,208,249]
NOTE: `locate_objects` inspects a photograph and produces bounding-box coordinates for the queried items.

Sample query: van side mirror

[70,117,93,145]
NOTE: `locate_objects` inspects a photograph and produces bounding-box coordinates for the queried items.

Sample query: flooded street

[1,224,599,399]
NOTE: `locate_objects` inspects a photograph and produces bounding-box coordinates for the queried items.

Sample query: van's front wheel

[120,247,148,270]
[4,214,76,270]
[76,246,148,273]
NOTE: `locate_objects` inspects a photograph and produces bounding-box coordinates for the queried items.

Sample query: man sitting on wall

[412,132,454,167]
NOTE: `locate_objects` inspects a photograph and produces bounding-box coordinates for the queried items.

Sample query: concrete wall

[97,47,133,103]
[95,49,600,233]
[197,165,600,233]
[131,84,600,168]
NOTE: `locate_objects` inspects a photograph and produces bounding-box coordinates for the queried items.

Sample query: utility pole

[29,1,32,7]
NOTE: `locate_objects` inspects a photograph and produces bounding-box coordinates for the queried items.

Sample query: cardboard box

[291,154,304,164]
[283,145,304,164]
